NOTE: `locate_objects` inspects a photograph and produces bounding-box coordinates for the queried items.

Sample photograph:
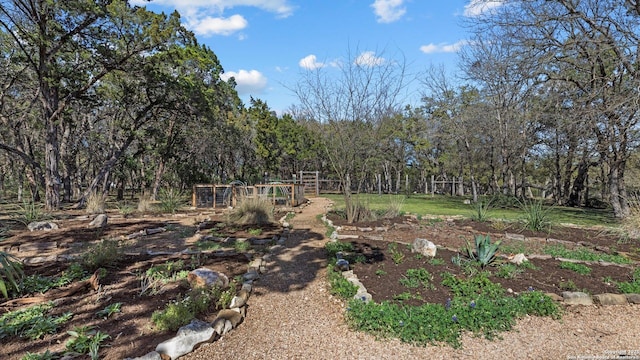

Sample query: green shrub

[16,200,47,225]
[21,350,59,360]
[65,326,110,360]
[152,287,233,332]
[20,264,87,295]
[470,199,493,222]
[519,199,553,232]
[495,263,524,279]
[158,188,185,214]
[399,268,434,289]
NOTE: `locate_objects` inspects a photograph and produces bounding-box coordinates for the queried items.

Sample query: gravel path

[183,197,640,360]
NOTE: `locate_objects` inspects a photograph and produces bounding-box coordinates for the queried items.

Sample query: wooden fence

[192,183,306,209]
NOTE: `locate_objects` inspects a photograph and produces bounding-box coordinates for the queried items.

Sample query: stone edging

[125,209,300,360]
[321,214,640,307]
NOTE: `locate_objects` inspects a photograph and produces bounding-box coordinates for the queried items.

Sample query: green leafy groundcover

[344,272,561,348]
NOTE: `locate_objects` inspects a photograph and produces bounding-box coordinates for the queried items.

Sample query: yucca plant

[463,234,501,268]
[0,251,24,298]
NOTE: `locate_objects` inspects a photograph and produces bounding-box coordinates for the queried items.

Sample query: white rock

[411,238,437,258]
[88,214,108,228]
[156,320,215,360]
[509,253,528,265]
[27,221,59,231]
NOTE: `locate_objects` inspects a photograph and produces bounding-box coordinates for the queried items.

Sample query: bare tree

[464,0,640,218]
[292,46,409,222]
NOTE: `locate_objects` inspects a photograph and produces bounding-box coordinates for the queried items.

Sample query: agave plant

[0,251,24,298]
[463,234,501,268]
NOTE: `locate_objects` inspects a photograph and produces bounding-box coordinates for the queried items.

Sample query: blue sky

[130,0,501,114]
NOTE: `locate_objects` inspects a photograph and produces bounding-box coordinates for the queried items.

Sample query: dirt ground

[1,203,639,359]
[0,210,280,359]
[327,213,640,306]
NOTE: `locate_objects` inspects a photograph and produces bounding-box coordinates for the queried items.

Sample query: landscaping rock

[243,269,260,281]
[545,292,564,302]
[230,288,251,308]
[335,258,350,271]
[89,214,108,228]
[626,294,640,304]
[125,351,162,360]
[562,292,594,305]
[27,221,59,231]
[337,234,359,240]
[509,253,528,265]
[187,268,229,289]
[156,320,215,360]
[411,238,437,258]
[505,233,525,241]
[211,307,245,336]
[594,293,628,306]
[145,227,166,235]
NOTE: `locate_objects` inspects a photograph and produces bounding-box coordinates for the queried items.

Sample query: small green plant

[80,239,121,271]
[559,280,578,291]
[399,268,434,289]
[428,258,445,266]
[21,350,59,360]
[0,302,73,340]
[158,188,185,214]
[543,245,631,264]
[16,200,47,225]
[152,287,228,331]
[387,243,405,265]
[375,269,387,276]
[393,292,413,301]
[65,326,110,360]
[325,241,354,258]
[21,264,87,295]
[519,199,553,232]
[247,228,262,236]
[559,261,592,275]
[96,303,122,319]
[0,251,24,298]
[285,212,295,221]
[463,234,502,268]
[495,263,524,279]
[616,268,640,293]
[234,240,251,253]
[470,199,493,222]
[327,266,358,299]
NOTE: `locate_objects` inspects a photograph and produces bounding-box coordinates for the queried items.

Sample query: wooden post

[431,175,435,196]
[192,185,196,207]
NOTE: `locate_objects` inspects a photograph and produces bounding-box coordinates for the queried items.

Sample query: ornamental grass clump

[227,197,274,226]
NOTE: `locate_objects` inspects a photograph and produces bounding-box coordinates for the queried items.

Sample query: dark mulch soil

[0,210,278,360]
[327,212,640,307]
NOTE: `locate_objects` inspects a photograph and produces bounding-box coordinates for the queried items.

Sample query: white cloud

[371,0,406,23]
[463,0,504,17]
[188,14,248,36]
[420,40,469,54]
[221,69,268,95]
[299,55,325,70]
[131,0,294,17]
[354,51,386,66]
[131,0,294,36]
